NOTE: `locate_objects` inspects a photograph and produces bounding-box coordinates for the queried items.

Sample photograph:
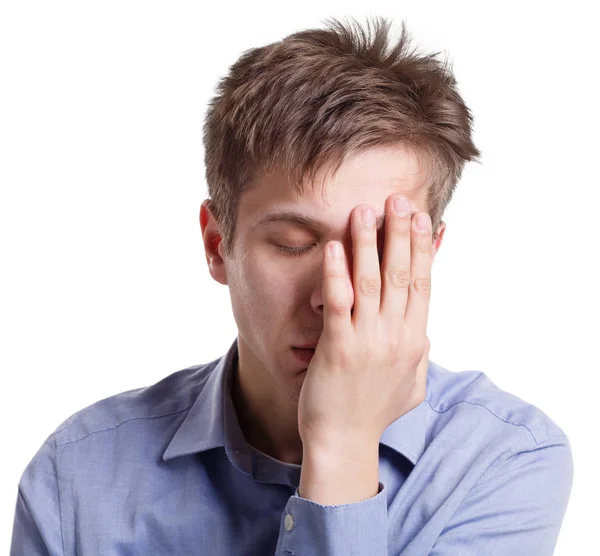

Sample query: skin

[200,143,446,504]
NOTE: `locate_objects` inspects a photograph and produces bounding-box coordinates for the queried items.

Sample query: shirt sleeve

[275,481,388,555]
[10,434,64,556]
[430,434,573,556]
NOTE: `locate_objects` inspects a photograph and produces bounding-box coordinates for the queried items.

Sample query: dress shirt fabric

[11,338,573,555]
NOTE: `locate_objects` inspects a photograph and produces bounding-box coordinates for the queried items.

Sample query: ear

[200,200,228,285]
[432,220,446,260]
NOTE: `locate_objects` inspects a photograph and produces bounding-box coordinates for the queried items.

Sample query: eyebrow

[255,209,417,232]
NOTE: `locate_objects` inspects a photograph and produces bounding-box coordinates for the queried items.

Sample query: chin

[282,370,306,404]
[270,352,305,400]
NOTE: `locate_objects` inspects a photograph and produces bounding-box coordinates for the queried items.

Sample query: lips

[292,347,316,364]
[294,341,319,349]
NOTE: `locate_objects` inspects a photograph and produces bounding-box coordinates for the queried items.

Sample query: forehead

[240,144,428,231]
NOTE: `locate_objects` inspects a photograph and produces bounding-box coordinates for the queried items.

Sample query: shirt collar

[163,337,248,465]
[163,337,429,466]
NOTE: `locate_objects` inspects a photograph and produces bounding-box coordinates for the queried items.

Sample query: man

[11,17,572,555]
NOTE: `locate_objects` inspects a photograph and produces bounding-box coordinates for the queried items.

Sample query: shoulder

[422,363,573,554]
[425,360,568,448]
[422,361,573,510]
[51,358,218,448]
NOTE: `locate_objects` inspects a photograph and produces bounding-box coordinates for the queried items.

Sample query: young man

[11,17,572,555]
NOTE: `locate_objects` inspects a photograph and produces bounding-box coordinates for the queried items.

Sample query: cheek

[242,257,301,304]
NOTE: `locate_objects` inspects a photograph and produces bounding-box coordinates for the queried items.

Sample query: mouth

[291,347,316,364]
[294,342,319,349]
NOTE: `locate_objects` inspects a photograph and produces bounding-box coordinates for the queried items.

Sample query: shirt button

[284,513,294,531]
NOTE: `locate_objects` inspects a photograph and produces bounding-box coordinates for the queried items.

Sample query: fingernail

[416,213,431,232]
[394,196,411,217]
[329,242,343,259]
[361,208,375,227]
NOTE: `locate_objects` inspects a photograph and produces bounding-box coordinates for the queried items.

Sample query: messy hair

[203,16,481,257]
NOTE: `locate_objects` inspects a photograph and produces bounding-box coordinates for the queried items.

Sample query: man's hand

[297,194,433,505]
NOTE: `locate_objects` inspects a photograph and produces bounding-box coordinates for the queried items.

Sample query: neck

[230,344,303,465]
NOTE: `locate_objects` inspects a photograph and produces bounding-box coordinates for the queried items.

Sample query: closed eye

[275,240,385,260]
[275,244,315,257]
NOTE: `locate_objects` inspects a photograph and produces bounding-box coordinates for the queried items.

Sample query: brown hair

[203,16,481,257]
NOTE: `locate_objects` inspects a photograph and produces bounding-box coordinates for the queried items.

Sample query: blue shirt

[11,338,573,555]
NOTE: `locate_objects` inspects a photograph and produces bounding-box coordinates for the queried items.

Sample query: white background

[1,1,597,553]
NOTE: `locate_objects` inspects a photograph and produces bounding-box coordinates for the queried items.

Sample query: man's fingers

[352,206,381,330]
[380,195,413,325]
[322,241,351,340]
[404,212,433,340]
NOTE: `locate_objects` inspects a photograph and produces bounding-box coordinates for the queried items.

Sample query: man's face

[202,144,445,403]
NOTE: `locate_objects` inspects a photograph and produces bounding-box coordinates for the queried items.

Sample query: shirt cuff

[275,481,388,555]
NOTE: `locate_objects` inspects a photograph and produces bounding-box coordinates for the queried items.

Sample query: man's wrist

[298,438,380,505]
